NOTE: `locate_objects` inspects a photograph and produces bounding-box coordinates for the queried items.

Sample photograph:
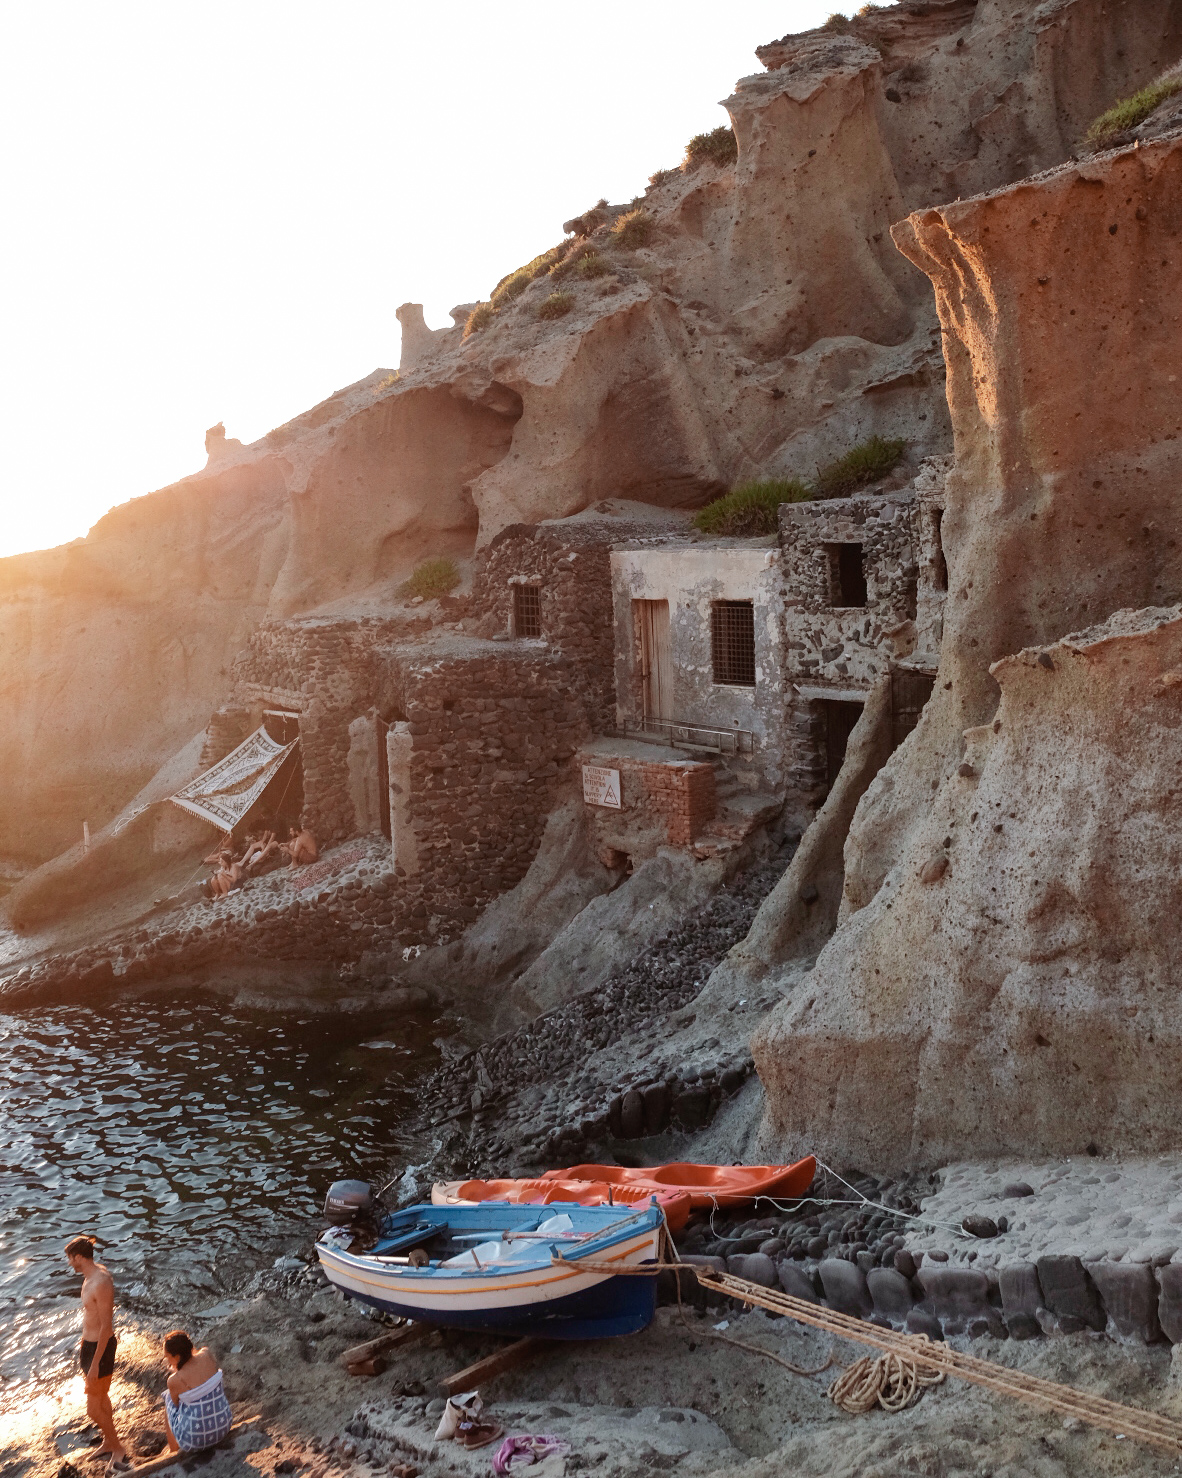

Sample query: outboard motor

[323,1179,375,1226]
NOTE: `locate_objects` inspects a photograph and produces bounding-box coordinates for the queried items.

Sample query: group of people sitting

[206,819,318,899]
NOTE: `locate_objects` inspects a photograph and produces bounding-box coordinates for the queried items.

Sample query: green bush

[610,208,653,250]
[693,479,811,536]
[400,557,460,600]
[822,12,851,31]
[814,436,906,498]
[463,302,496,338]
[648,167,679,187]
[684,125,738,170]
[575,252,610,279]
[491,269,534,310]
[536,291,575,320]
[1086,75,1182,149]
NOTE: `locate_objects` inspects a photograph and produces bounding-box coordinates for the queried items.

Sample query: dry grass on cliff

[463,302,495,338]
[813,435,906,498]
[1086,74,1182,149]
[684,126,738,170]
[399,557,460,599]
[536,291,575,321]
[693,478,810,536]
[610,208,653,250]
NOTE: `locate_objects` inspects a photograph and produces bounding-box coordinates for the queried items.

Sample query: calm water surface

[0,990,439,1413]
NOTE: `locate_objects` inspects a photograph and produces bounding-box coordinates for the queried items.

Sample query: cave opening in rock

[931,507,948,592]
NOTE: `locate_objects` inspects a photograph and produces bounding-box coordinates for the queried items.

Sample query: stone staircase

[692,759,783,858]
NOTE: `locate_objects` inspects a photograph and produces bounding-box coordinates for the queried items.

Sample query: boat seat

[373,1221,441,1256]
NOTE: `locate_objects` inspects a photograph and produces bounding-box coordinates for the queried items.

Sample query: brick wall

[575,744,717,861]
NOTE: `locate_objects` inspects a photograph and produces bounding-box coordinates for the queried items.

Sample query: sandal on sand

[459,1421,505,1450]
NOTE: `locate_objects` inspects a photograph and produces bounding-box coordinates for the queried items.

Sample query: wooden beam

[128,1416,261,1474]
[341,1320,434,1372]
[435,1337,545,1398]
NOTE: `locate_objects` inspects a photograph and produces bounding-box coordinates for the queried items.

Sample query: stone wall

[384,636,592,931]
[574,739,718,863]
[228,616,409,846]
[470,511,687,729]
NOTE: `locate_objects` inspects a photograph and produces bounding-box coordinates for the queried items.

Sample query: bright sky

[0,2,838,560]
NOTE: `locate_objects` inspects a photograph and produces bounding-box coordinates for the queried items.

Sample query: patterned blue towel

[164,1369,232,1451]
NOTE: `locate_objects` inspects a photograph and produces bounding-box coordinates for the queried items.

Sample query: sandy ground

[16,1265,1182,1478]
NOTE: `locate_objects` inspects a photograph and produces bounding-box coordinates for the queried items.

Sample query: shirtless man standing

[65,1235,129,1468]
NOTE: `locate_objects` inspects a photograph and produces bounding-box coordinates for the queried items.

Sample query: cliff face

[2,0,1177,864]
[752,133,1182,1170]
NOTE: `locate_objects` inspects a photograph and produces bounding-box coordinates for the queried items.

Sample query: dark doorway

[823,700,863,789]
[513,583,542,638]
[891,669,936,749]
[376,714,393,841]
[825,543,867,607]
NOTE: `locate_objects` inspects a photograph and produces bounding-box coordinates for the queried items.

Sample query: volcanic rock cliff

[1,0,1178,888]
[749,129,1182,1170]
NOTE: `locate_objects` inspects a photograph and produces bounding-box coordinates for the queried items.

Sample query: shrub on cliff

[822,13,851,31]
[536,292,575,321]
[550,243,606,281]
[814,436,906,498]
[1086,74,1182,149]
[463,302,495,338]
[610,208,653,250]
[693,478,811,536]
[400,558,460,600]
[684,126,738,170]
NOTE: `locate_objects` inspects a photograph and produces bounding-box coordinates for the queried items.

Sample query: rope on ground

[827,1351,944,1414]
[693,1268,1182,1455]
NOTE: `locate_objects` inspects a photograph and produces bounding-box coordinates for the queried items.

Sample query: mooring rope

[694,1269,1182,1453]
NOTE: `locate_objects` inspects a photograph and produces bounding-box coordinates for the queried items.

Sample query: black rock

[892,1248,917,1278]
[642,1082,671,1134]
[962,1215,999,1239]
[620,1089,645,1139]
[905,1309,944,1341]
[1003,1181,1035,1199]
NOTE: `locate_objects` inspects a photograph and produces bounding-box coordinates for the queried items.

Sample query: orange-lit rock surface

[2,1,1179,867]
[752,134,1182,1170]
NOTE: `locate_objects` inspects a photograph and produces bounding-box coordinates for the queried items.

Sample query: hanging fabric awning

[169,726,299,833]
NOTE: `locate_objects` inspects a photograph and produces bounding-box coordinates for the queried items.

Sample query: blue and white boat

[315,1200,664,1340]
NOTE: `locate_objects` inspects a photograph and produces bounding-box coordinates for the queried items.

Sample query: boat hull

[316,1211,661,1340]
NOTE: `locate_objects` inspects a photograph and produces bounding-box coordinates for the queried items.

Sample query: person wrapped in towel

[161,1330,232,1452]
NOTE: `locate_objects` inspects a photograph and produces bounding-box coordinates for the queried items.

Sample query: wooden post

[435,1337,545,1398]
[341,1320,434,1373]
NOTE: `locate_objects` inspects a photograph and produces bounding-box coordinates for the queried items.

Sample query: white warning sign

[582,764,622,809]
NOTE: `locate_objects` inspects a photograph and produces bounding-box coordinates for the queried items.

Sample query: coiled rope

[827,1351,944,1414]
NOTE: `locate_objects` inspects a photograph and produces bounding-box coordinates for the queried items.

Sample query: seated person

[285,823,318,866]
[244,831,286,876]
[238,827,276,872]
[208,851,245,899]
[161,1330,232,1453]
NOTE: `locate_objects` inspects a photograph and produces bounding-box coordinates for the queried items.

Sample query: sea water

[0,991,439,1420]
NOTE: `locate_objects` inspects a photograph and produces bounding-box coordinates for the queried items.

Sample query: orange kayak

[431,1177,693,1233]
[540,1157,817,1210]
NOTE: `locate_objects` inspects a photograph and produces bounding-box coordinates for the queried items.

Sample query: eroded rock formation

[2,0,1178,875]
[752,133,1182,1170]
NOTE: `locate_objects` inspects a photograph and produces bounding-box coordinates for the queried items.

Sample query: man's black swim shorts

[79,1335,117,1378]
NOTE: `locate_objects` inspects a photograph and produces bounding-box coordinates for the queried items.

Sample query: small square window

[711,600,755,686]
[513,584,542,638]
[824,543,867,607]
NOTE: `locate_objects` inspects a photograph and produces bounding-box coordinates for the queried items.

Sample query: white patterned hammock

[169,726,298,833]
[164,1369,233,1451]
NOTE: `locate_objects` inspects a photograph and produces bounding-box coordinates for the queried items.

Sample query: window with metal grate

[513,583,542,638]
[711,600,756,686]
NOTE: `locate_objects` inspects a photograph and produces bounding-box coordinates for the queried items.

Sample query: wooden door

[636,599,672,722]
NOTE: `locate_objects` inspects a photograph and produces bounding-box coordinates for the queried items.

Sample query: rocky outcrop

[3,1,1177,870]
[751,134,1182,1171]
